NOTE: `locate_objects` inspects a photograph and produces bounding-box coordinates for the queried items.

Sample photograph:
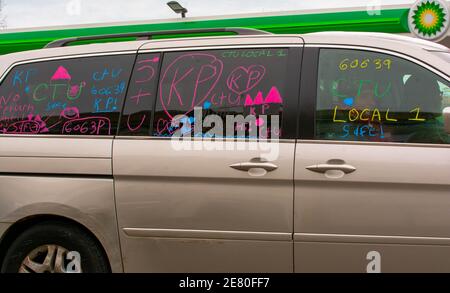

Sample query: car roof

[0,34,301,78]
[0,31,448,79]
[302,31,450,52]
[0,40,146,80]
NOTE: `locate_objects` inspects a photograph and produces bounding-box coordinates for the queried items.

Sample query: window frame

[117,52,161,137]
[0,51,137,138]
[119,44,303,140]
[300,44,450,146]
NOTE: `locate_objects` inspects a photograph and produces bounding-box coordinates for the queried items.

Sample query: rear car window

[315,49,450,144]
[0,54,134,135]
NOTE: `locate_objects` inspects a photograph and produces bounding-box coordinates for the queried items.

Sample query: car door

[294,47,450,272]
[113,41,302,272]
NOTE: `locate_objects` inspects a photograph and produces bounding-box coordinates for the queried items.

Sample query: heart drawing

[226,65,266,95]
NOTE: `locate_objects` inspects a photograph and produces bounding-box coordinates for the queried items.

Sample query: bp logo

[408,0,450,41]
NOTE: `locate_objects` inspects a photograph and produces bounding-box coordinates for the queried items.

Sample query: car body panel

[295,241,450,273]
[122,237,292,273]
[293,141,450,272]
[294,142,450,237]
[0,175,123,272]
[139,35,304,51]
[0,136,123,272]
[0,136,112,175]
[113,138,295,272]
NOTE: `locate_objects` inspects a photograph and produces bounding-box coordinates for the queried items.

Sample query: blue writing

[46,101,67,111]
[92,68,123,81]
[93,97,118,113]
[91,81,126,96]
[341,123,384,139]
[12,69,36,87]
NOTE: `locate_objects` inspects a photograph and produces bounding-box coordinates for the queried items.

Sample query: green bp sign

[409,0,450,41]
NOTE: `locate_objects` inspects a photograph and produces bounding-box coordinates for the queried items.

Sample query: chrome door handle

[306,163,356,174]
[230,162,278,172]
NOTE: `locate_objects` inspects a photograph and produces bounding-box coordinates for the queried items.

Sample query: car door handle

[306,163,356,174]
[230,162,278,172]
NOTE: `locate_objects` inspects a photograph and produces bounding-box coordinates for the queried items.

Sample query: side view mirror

[444,107,450,134]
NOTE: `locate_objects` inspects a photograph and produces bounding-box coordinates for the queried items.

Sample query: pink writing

[159,53,223,119]
[226,65,265,95]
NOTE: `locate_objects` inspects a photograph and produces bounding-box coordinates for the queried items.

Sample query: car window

[153,48,289,139]
[0,54,134,135]
[119,53,161,136]
[315,49,450,144]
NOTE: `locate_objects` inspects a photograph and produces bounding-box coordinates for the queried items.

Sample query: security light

[167,1,188,18]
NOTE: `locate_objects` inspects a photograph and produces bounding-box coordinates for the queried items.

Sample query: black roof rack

[45,27,271,48]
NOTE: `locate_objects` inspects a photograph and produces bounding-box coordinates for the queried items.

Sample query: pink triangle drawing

[51,66,71,81]
[253,91,264,105]
[244,94,253,106]
[244,91,264,106]
[264,86,283,104]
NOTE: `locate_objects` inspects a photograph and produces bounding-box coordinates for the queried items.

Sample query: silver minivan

[0,28,449,273]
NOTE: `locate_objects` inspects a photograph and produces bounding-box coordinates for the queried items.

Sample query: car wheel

[1,221,110,273]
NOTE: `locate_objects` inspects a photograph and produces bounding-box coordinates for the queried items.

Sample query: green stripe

[0,8,410,55]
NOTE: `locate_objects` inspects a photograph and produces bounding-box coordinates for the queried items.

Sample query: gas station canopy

[0,4,447,55]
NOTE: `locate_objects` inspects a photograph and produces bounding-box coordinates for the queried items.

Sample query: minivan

[0,28,449,273]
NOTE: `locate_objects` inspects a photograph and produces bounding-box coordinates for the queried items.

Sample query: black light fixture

[167,1,188,18]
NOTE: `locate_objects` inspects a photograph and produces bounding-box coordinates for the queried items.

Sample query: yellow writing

[339,58,392,71]
[385,109,397,122]
[371,109,381,122]
[333,106,426,123]
[360,109,370,121]
[333,105,346,122]
[408,107,426,121]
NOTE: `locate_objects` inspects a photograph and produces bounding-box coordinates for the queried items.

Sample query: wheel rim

[19,244,77,273]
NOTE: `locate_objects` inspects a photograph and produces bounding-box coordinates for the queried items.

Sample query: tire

[1,221,110,273]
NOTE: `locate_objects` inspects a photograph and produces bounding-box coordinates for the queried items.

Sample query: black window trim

[298,47,319,140]
[116,53,139,136]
